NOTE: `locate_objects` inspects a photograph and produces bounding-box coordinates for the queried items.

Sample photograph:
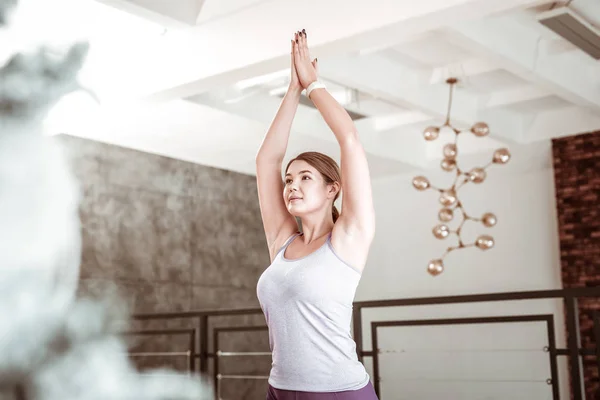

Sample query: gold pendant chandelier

[412,78,511,276]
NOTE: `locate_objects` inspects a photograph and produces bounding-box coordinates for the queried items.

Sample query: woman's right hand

[293,30,318,89]
[289,33,302,92]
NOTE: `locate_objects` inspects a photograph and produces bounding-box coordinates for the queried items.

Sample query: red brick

[552,129,600,399]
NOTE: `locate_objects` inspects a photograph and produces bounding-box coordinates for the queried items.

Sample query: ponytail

[332,205,340,223]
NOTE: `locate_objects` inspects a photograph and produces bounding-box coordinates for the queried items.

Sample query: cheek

[303,183,326,201]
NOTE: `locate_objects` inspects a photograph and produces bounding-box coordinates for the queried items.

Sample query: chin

[287,206,301,217]
[288,205,323,221]
[287,203,308,217]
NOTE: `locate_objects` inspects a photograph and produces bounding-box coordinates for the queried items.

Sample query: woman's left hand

[293,29,318,89]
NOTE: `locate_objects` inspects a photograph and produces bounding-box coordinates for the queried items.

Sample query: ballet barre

[123,328,197,372]
[211,326,271,400]
[377,347,548,354]
[214,349,271,399]
[216,373,269,400]
[216,350,271,357]
[379,377,552,384]
[129,350,192,357]
[217,374,269,380]
[211,325,270,399]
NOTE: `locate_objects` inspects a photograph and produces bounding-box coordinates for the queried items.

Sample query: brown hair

[285,151,341,222]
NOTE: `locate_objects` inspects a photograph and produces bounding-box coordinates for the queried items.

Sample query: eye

[302,175,311,180]
[285,179,292,184]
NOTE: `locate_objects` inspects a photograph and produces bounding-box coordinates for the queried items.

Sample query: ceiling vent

[537,6,600,59]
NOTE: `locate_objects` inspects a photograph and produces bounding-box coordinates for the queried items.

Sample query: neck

[299,211,334,243]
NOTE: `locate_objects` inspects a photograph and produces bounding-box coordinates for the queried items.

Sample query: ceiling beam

[429,58,499,84]
[524,106,600,142]
[354,111,434,133]
[481,84,552,108]
[96,0,205,28]
[57,98,269,175]
[445,14,600,112]
[318,53,526,143]
[187,92,430,169]
[140,0,549,102]
[195,0,271,25]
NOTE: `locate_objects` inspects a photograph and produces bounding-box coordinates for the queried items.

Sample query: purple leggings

[266,382,379,400]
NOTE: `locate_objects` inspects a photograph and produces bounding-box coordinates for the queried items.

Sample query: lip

[288,196,302,202]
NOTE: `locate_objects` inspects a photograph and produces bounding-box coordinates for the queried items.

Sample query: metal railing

[123,328,196,373]
[129,287,600,400]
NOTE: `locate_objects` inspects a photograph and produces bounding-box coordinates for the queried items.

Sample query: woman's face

[283,160,334,217]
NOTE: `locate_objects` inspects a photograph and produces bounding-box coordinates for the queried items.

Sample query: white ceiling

[24,0,600,177]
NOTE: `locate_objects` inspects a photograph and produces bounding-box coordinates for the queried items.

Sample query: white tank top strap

[274,232,301,258]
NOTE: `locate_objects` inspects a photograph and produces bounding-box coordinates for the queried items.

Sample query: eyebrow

[285,170,313,177]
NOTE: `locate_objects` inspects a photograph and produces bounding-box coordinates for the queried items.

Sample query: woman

[256,30,378,400]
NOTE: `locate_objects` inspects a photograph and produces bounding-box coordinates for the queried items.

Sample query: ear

[327,181,340,199]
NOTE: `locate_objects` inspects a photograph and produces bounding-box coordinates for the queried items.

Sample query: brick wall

[552,130,600,399]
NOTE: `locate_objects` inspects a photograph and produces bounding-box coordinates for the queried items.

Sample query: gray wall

[60,135,272,399]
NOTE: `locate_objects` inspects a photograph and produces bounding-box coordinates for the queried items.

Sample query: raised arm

[256,37,303,260]
[294,31,375,267]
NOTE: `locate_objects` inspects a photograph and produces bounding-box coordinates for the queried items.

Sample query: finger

[293,35,300,58]
[302,29,309,57]
[297,30,305,59]
[292,43,300,71]
[312,58,318,74]
[302,30,309,59]
[291,40,295,66]
[293,39,301,66]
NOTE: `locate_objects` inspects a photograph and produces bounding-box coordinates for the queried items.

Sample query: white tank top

[256,232,370,392]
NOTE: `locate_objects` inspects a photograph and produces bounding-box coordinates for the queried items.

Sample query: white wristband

[305,81,326,98]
